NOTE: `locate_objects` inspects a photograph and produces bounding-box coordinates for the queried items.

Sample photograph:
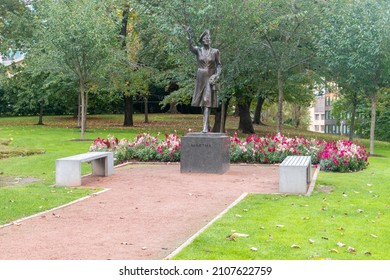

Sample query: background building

[308,82,350,136]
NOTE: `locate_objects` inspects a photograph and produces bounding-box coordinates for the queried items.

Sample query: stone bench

[56,152,114,186]
[279,156,311,194]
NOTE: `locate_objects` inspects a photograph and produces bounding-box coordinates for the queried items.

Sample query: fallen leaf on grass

[364,251,372,256]
[276,224,285,228]
[370,234,378,238]
[250,247,258,251]
[291,244,301,249]
[357,209,364,213]
[226,232,249,241]
[308,239,315,244]
[337,242,346,247]
[347,246,356,253]
[235,214,242,218]
[329,249,339,253]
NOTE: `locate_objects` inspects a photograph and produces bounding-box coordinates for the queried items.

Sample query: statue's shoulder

[212,48,220,54]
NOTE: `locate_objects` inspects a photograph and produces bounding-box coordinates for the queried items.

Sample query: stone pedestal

[180,132,230,174]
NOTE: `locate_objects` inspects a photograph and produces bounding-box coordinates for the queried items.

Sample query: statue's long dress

[190,47,221,108]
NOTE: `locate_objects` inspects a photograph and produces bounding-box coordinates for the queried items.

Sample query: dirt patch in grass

[318,185,334,193]
[0,138,45,159]
[0,176,41,187]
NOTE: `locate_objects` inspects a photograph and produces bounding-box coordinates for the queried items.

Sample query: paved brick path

[0,164,278,260]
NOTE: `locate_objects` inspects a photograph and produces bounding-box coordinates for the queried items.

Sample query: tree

[32,0,119,139]
[2,64,50,124]
[117,2,137,127]
[0,0,33,51]
[317,0,390,154]
[252,0,320,133]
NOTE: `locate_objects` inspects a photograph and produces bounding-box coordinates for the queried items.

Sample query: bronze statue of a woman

[186,27,222,133]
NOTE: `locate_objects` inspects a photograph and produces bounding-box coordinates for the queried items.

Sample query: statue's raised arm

[186,26,197,54]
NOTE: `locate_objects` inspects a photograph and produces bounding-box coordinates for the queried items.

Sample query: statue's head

[199,30,211,45]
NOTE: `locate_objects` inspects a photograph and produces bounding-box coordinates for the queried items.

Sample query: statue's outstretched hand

[185,26,193,40]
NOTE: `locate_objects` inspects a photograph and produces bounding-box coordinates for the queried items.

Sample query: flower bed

[89,133,369,172]
[89,133,180,165]
[318,140,369,172]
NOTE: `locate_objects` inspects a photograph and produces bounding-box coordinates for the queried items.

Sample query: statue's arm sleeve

[188,38,198,54]
[215,50,222,75]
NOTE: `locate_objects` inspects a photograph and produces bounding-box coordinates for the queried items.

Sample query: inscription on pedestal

[180,132,230,174]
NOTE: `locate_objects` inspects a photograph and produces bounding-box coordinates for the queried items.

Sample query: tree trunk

[166,82,180,114]
[84,91,88,131]
[123,95,134,126]
[220,100,226,133]
[238,100,255,134]
[120,4,129,49]
[253,96,266,125]
[212,99,229,133]
[369,91,377,155]
[77,92,81,128]
[120,4,132,127]
[167,102,179,114]
[37,101,44,125]
[79,78,86,140]
[292,104,301,128]
[277,68,284,133]
[144,96,149,123]
[348,93,358,142]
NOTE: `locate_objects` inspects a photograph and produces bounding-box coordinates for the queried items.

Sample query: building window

[315,125,319,131]
[325,125,342,134]
[344,125,348,134]
[321,114,325,120]
[321,125,324,132]
[325,97,331,106]
[315,114,319,120]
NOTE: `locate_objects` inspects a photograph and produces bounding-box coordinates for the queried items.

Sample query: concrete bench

[56,152,114,186]
[279,156,311,194]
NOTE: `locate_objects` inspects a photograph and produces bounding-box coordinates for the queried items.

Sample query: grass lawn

[0,184,95,225]
[172,142,390,260]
